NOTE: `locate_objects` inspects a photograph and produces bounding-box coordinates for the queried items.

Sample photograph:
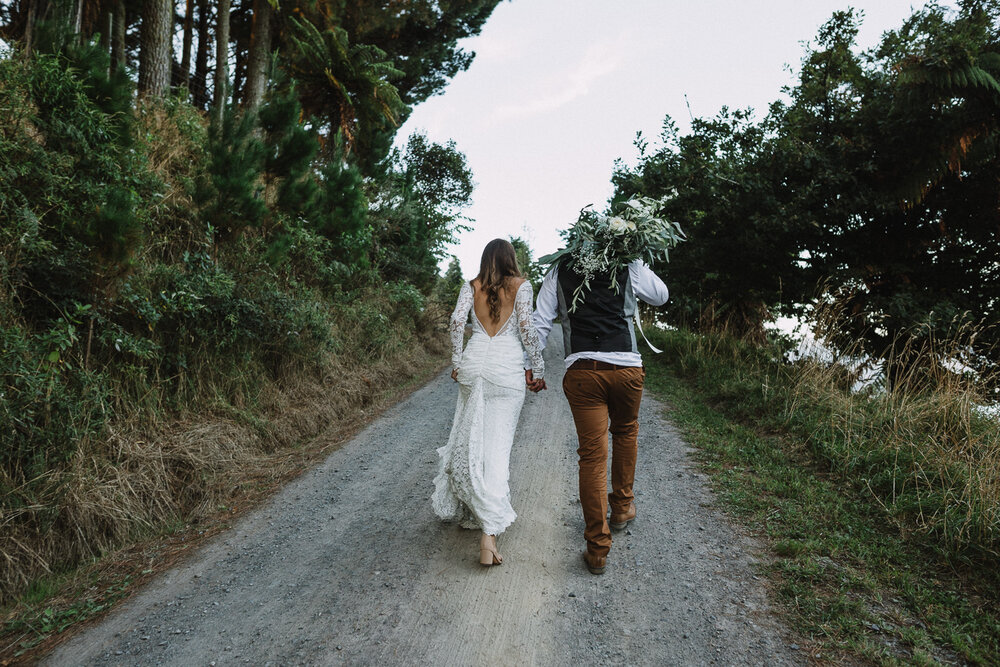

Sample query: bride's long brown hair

[473,239,522,323]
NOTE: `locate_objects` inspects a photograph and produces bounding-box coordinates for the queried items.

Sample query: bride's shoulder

[512,278,534,300]
[509,277,529,293]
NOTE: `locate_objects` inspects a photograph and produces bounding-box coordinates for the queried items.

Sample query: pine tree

[509,236,543,286]
[337,0,502,106]
[197,103,267,241]
[257,71,319,217]
[66,39,140,265]
[314,145,369,270]
[243,0,273,109]
[68,38,133,146]
[437,255,465,306]
[212,0,231,123]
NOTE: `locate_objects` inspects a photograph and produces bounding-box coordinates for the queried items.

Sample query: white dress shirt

[531,259,669,368]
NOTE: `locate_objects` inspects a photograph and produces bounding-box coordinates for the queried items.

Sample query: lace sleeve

[514,281,545,379]
[449,281,473,371]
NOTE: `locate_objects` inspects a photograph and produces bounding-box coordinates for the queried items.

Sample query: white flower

[608,216,629,234]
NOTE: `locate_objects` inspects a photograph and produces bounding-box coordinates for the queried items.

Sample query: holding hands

[453,368,545,392]
[525,369,547,393]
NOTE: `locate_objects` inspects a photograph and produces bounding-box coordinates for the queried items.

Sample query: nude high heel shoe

[479,533,502,566]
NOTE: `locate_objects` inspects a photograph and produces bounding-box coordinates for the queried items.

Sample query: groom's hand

[525,369,547,392]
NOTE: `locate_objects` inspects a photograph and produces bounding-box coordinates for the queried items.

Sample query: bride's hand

[525,369,546,392]
[451,369,459,382]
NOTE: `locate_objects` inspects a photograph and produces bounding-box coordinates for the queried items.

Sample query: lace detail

[449,281,474,371]
[432,378,522,535]
[513,281,544,379]
[449,280,544,378]
[434,279,544,535]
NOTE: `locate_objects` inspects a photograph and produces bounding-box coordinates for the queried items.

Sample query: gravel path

[44,330,803,666]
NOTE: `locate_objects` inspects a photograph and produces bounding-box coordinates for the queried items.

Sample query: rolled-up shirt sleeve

[629,260,668,306]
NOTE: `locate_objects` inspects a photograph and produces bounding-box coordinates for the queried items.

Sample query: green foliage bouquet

[538,196,685,311]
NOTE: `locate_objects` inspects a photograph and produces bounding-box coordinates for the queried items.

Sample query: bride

[432,239,546,566]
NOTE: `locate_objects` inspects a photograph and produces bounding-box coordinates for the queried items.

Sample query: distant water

[764,317,1000,421]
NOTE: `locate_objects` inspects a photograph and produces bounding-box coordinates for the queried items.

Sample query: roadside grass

[643,327,1000,665]
[0,319,449,663]
[3,575,134,656]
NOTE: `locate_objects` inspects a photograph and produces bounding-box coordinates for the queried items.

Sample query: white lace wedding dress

[432,280,545,535]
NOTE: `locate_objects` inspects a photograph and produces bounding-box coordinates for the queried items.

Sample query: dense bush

[0,49,155,306]
[0,46,463,604]
[0,323,109,481]
[615,3,1000,373]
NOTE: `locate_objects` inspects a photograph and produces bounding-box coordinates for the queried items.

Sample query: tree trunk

[192,0,210,107]
[213,0,231,123]
[24,0,39,56]
[100,2,112,53]
[139,0,173,97]
[232,13,247,108]
[242,0,272,110]
[110,0,126,67]
[72,0,82,37]
[179,0,194,90]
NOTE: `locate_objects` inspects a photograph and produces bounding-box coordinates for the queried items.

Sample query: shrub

[0,48,452,608]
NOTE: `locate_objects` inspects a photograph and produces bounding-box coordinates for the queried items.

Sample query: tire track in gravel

[43,329,804,666]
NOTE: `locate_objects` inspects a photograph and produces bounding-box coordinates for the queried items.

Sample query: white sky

[397,0,956,277]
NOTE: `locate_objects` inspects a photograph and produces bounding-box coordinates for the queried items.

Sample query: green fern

[895,45,1000,206]
[287,15,405,164]
[902,52,1000,99]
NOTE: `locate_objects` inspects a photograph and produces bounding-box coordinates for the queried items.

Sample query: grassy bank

[0,306,449,660]
[0,45,463,661]
[644,327,1000,664]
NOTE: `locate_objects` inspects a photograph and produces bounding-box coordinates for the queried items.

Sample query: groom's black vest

[556,261,637,357]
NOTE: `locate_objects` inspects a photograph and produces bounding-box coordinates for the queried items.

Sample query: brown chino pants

[562,364,645,559]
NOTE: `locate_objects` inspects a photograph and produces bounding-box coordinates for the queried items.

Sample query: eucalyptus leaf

[540,196,685,311]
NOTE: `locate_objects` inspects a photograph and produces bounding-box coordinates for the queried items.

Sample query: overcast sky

[397,0,958,277]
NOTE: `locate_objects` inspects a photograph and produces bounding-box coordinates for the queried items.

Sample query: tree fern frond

[977,51,1000,71]
[905,55,1000,97]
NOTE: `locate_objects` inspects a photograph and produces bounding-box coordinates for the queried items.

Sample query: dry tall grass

[0,303,449,605]
[791,310,1000,559]
[657,314,1000,561]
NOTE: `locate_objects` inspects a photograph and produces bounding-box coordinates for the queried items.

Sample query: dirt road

[44,330,803,666]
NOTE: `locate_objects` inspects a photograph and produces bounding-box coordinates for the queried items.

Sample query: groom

[527,258,668,574]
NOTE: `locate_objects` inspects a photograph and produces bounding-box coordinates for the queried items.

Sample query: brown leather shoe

[609,502,636,532]
[583,551,606,575]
